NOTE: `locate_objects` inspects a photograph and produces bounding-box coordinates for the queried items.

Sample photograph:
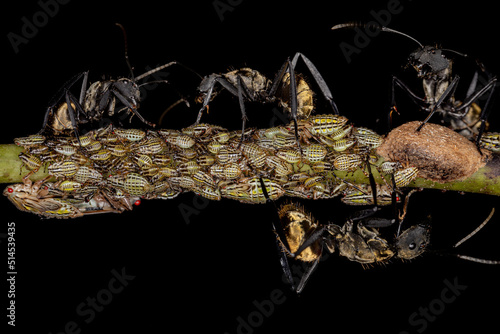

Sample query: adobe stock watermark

[7,0,71,54]
[224,252,332,334]
[268,107,289,128]
[48,267,135,334]
[89,64,171,129]
[178,106,286,225]
[400,276,468,334]
[178,194,210,225]
[337,0,411,64]
[212,0,244,22]
[137,64,171,102]
[224,289,287,334]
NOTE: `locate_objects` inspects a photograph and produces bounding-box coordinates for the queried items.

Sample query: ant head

[395,223,431,260]
[114,78,141,107]
[332,23,456,79]
[196,74,220,104]
[408,46,450,78]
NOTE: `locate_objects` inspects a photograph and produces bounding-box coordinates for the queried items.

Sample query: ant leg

[452,77,496,118]
[267,59,289,97]
[41,71,88,134]
[277,201,325,293]
[64,91,81,145]
[444,75,497,152]
[391,76,427,107]
[285,59,303,155]
[46,71,88,110]
[112,90,156,127]
[267,58,303,154]
[295,258,321,294]
[78,71,89,106]
[390,76,427,129]
[258,177,297,291]
[275,211,323,294]
[389,174,405,236]
[291,52,339,115]
[236,76,249,147]
[347,175,410,233]
[417,76,460,132]
[457,76,498,150]
[293,225,327,258]
[203,75,254,147]
[365,155,378,208]
[258,177,290,252]
[196,80,215,124]
[40,107,54,135]
[349,156,400,230]
[195,76,244,124]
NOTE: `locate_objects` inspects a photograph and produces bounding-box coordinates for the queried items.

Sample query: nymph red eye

[7,187,14,193]
[134,200,141,206]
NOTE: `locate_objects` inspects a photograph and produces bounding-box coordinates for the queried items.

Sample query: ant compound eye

[408,242,416,250]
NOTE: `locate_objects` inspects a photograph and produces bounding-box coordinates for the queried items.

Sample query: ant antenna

[441,49,468,58]
[332,22,424,49]
[453,207,495,248]
[115,23,135,80]
[453,254,500,265]
[396,188,421,236]
[115,23,201,84]
[158,97,191,126]
[440,208,500,265]
[134,61,203,82]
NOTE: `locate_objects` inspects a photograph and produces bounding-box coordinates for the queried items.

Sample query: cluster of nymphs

[5,114,420,218]
[480,132,500,152]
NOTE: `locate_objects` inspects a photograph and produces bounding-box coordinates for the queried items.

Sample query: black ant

[40,24,197,143]
[259,177,498,293]
[41,64,177,135]
[332,23,497,150]
[194,52,340,150]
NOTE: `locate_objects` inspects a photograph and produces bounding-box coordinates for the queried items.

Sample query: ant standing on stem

[40,23,197,143]
[332,23,497,151]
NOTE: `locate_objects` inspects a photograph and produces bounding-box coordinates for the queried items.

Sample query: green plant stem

[1,143,500,196]
[291,155,500,196]
[0,144,49,183]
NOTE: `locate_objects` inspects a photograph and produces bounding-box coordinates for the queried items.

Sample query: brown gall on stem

[376,121,491,183]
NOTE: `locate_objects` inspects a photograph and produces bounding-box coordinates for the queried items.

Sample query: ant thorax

[422,65,453,106]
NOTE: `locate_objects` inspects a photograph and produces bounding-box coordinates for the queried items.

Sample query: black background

[2,0,500,333]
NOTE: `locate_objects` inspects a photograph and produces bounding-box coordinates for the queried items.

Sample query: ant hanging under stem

[259,176,498,293]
